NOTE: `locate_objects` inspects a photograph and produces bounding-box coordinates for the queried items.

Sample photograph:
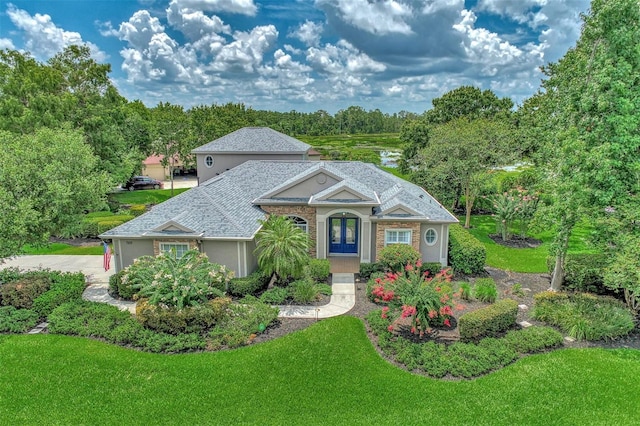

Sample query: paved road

[0,255,114,284]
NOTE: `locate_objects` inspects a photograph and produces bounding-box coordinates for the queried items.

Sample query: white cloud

[168,0,257,16]
[290,20,323,47]
[477,0,547,27]
[166,0,231,41]
[0,38,15,50]
[422,0,464,15]
[307,40,386,79]
[96,21,120,37]
[209,25,278,73]
[6,4,107,61]
[316,0,413,35]
[118,10,165,50]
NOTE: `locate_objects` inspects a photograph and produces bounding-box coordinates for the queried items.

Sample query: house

[192,127,315,183]
[141,154,183,181]
[101,128,458,275]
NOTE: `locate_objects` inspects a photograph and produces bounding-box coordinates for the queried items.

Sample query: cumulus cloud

[316,0,413,35]
[210,25,278,73]
[290,20,323,47]
[6,4,107,61]
[168,0,257,16]
[166,0,231,41]
[0,38,15,50]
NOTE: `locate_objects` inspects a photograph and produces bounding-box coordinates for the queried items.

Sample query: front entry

[329,217,358,254]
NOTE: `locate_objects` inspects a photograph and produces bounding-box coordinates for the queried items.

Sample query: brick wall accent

[153,239,199,256]
[375,222,421,261]
[261,205,317,258]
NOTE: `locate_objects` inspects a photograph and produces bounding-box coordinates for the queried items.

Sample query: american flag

[103,241,111,272]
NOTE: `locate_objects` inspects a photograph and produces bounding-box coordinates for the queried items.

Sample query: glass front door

[329,217,358,254]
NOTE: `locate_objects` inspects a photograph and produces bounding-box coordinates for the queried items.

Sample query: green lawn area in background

[466,215,599,273]
[22,243,102,255]
[298,133,403,150]
[1,316,638,425]
[110,188,189,205]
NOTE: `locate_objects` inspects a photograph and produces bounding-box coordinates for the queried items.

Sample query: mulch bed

[252,268,640,351]
[488,234,542,248]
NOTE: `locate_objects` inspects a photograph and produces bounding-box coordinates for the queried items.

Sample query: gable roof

[191,127,311,154]
[100,161,457,240]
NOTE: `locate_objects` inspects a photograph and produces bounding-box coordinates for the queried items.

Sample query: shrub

[109,270,137,300]
[306,259,331,282]
[371,263,457,335]
[419,341,451,378]
[366,272,386,301]
[474,277,498,303]
[420,262,445,278]
[448,224,486,275]
[457,282,472,301]
[136,297,231,335]
[289,279,320,304]
[48,300,207,353]
[547,254,608,293]
[123,250,233,309]
[259,287,289,304]
[447,340,516,378]
[377,244,420,272]
[228,272,269,297]
[0,306,39,333]
[0,275,52,309]
[128,204,147,216]
[533,291,635,341]
[365,309,392,337]
[208,297,279,349]
[0,267,23,285]
[458,299,518,341]
[504,326,564,354]
[316,283,332,296]
[31,272,86,318]
[359,262,384,281]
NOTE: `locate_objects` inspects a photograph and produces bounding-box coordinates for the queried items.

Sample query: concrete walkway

[277,273,355,319]
[1,255,355,319]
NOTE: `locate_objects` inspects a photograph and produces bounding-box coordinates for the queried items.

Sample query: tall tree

[411,118,515,228]
[536,0,640,290]
[0,128,111,258]
[150,102,190,195]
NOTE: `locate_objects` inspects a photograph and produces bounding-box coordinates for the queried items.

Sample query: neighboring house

[101,128,458,275]
[142,154,183,181]
[192,127,314,183]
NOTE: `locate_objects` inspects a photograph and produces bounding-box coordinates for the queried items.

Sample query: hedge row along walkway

[0,255,355,319]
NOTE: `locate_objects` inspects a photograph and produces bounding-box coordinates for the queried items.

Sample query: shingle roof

[191,127,311,154]
[100,161,458,240]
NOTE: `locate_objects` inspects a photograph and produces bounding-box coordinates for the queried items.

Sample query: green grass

[466,215,598,273]
[110,188,189,205]
[22,243,103,255]
[1,316,639,424]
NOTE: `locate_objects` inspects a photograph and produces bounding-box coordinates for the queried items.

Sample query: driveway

[0,255,114,284]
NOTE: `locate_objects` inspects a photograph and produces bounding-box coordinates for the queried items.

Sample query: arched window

[288,216,308,233]
[424,228,438,246]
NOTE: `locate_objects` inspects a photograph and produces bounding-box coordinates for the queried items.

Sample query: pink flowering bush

[371,260,461,336]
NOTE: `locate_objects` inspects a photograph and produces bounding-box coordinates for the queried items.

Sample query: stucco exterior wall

[261,205,317,258]
[196,153,305,183]
[113,238,155,272]
[202,240,247,277]
[419,223,448,265]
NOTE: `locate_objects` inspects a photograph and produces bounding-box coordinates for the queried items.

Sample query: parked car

[124,176,164,191]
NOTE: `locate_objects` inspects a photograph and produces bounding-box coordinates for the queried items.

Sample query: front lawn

[1,317,639,424]
[465,215,598,273]
[22,243,102,255]
[110,188,189,205]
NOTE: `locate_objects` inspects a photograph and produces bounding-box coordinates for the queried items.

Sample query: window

[424,228,438,246]
[385,229,412,245]
[204,155,214,168]
[288,216,308,233]
[159,243,190,259]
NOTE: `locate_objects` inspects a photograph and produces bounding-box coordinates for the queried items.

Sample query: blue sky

[0,0,590,113]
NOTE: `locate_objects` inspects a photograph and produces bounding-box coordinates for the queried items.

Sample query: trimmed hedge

[377,244,420,272]
[136,297,230,335]
[458,299,518,341]
[228,272,269,297]
[448,224,486,275]
[546,253,608,293]
[504,326,564,353]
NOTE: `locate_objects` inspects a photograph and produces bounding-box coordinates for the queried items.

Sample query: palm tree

[255,215,310,288]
